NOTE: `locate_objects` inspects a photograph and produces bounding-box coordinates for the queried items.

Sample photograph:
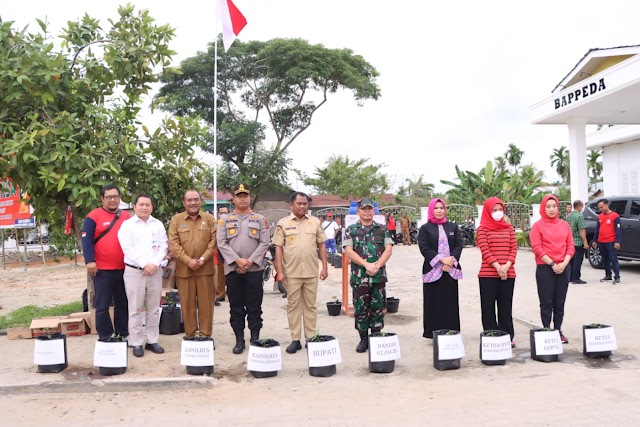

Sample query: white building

[530,45,640,200]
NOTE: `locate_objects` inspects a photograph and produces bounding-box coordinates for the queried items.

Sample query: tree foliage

[587,150,602,184]
[550,145,570,185]
[396,175,435,207]
[156,37,381,201]
[302,155,390,200]
[441,161,544,205]
[0,7,207,239]
[504,143,524,172]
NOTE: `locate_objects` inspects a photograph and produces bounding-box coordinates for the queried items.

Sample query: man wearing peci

[118,194,168,357]
[81,184,130,341]
[274,192,329,354]
[168,190,217,338]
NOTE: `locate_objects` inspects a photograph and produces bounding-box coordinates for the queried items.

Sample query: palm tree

[550,146,570,185]
[494,155,507,173]
[504,143,524,173]
[587,150,603,184]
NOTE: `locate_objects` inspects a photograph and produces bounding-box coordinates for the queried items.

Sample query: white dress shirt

[117,215,168,268]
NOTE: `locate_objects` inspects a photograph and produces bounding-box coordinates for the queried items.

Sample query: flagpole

[213,0,219,216]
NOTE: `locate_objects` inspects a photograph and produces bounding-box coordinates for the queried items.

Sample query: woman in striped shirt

[476,197,517,347]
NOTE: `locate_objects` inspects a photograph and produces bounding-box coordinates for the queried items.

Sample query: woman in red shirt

[476,197,517,347]
[529,194,575,344]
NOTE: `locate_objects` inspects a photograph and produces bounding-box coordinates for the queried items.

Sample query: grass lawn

[0,301,84,329]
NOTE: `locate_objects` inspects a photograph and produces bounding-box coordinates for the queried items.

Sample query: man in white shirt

[321,212,339,254]
[117,194,168,357]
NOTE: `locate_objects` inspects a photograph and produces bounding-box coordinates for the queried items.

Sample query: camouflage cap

[358,198,374,208]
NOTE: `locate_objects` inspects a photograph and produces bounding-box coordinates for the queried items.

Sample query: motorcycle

[262,243,287,298]
[398,222,418,245]
[459,221,476,247]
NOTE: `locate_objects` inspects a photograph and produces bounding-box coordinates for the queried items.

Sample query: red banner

[0,179,33,228]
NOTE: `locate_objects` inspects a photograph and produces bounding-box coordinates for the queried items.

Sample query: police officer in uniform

[217,184,270,354]
[343,198,393,353]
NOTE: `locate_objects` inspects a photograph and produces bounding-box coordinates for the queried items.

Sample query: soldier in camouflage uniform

[343,198,394,353]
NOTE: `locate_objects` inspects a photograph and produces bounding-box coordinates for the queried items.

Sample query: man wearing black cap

[217,184,271,354]
[343,198,393,352]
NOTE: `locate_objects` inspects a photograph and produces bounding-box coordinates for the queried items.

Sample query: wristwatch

[549,261,556,267]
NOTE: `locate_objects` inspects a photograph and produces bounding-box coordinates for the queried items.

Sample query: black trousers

[93,269,129,339]
[535,264,569,330]
[478,277,515,339]
[226,270,263,333]
[389,230,397,244]
[569,246,585,281]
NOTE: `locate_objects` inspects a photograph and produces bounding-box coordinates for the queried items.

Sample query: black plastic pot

[530,329,560,363]
[97,336,128,376]
[326,301,342,316]
[332,255,342,268]
[433,329,462,371]
[35,333,68,373]
[386,297,400,314]
[307,335,338,377]
[184,336,214,375]
[582,324,614,358]
[159,306,181,335]
[249,338,280,378]
[368,332,397,373]
[479,330,510,366]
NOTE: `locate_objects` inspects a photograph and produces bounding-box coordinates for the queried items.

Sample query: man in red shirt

[592,199,622,284]
[387,213,397,244]
[82,184,131,340]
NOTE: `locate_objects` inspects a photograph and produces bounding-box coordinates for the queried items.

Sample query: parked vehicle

[459,220,476,247]
[18,230,48,245]
[262,243,286,297]
[582,196,640,268]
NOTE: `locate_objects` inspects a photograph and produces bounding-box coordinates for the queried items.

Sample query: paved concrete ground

[0,245,639,426]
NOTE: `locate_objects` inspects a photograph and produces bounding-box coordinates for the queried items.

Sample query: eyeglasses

[103,195,120,200]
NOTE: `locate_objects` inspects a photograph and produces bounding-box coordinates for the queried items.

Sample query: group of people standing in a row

[81,183,621,357]
[419,194,622,347]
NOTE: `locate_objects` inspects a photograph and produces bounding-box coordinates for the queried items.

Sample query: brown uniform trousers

[400,217,411,245]
[168,211,217,337]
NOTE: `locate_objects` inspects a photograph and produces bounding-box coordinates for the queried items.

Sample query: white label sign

[369,335,401,362]
[307,339,342,367]
[94,341,128,368]
[437,333,465,360]
[180,340,214,366]
[534,330,563,356]
[584,327,617,352]
[481,335,513,360]
[33,338,65,365]
[247,344,282,372]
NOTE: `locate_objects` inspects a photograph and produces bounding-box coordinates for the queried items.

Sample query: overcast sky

[3,0,639,193]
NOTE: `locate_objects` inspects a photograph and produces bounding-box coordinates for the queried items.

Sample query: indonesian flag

[218,0,247,52]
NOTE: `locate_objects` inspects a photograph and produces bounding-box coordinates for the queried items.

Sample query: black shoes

[145,343,165,354]
[133,346,144,357]
[600,276,612,282]
[571,279,587,284]
[216,297,225,302]
[286,340,302,354]
[233,339,245,354]
[613,278,621,284]
[356,339,369,353]
[215,301,221,306]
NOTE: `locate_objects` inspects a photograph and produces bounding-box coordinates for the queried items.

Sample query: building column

[567,119,589,203]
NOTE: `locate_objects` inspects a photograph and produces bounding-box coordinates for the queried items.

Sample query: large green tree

[155,37,381,203]
[0,6,207,241]
[504,143,524,173]
[302,155,390,200]
[587,149,603,184]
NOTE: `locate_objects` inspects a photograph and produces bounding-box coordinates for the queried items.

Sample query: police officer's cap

[358,198,374,208]
[233,183,250,195]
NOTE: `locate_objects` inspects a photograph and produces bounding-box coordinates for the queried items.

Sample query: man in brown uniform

[274,192,328,354]
[168,190,217,338]
[400,213,411,245]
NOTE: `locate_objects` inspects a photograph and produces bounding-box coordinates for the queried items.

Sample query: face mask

[491,211,504,221]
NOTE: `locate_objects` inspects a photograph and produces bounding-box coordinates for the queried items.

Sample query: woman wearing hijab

[476,197,518,347]
[529,194,575,344]
[418,198,463,338]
